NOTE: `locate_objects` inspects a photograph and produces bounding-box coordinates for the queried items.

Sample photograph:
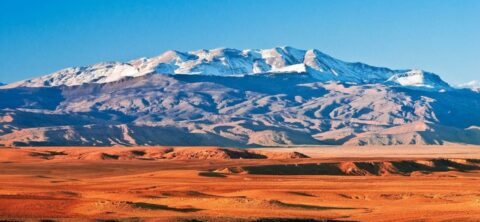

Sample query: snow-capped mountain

[457,80,480,92]
[1,47,478,147]
[385,69,451,90]
[2,47,450,90]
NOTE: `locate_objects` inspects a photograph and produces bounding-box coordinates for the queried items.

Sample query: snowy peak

[457,80,480,92]
[154,46,310,75]
[2,47,451,90]
[4,62,145,88]
[386,69,450,90]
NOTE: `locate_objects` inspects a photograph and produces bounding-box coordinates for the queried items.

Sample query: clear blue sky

[1,0,479,84]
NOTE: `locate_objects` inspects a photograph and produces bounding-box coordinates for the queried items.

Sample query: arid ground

[1,146,480,221]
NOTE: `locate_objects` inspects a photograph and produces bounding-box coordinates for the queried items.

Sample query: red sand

[1,145,480,221]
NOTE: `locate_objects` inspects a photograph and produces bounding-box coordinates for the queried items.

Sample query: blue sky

[0,0,479,84]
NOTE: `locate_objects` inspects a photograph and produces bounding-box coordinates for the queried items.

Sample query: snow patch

[271,63,307,73]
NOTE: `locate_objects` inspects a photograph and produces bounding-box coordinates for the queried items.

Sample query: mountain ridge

[2,47,451,91]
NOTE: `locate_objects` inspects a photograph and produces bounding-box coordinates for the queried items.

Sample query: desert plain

[1,145,480,222]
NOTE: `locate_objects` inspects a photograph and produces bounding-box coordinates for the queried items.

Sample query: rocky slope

[0,47,479,147]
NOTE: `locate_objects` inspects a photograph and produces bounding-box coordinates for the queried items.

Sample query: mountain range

[1,47,479,147]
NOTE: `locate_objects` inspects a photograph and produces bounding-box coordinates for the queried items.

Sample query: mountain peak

[386,69,450,90]
[457,80,480,92]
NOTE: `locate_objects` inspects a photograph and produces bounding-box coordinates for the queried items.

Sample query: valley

[1,146,480,221]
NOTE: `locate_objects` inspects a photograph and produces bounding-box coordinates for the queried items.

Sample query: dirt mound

[161,148,267,160]
[159,190,219,198]
[218,158,480,176]
[0,147,309,161]
[158,148,308,160]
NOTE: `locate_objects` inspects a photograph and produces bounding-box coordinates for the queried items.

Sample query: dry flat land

[0,146,480,221]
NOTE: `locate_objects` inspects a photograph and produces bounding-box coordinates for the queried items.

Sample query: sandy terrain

[1,146,480,221]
